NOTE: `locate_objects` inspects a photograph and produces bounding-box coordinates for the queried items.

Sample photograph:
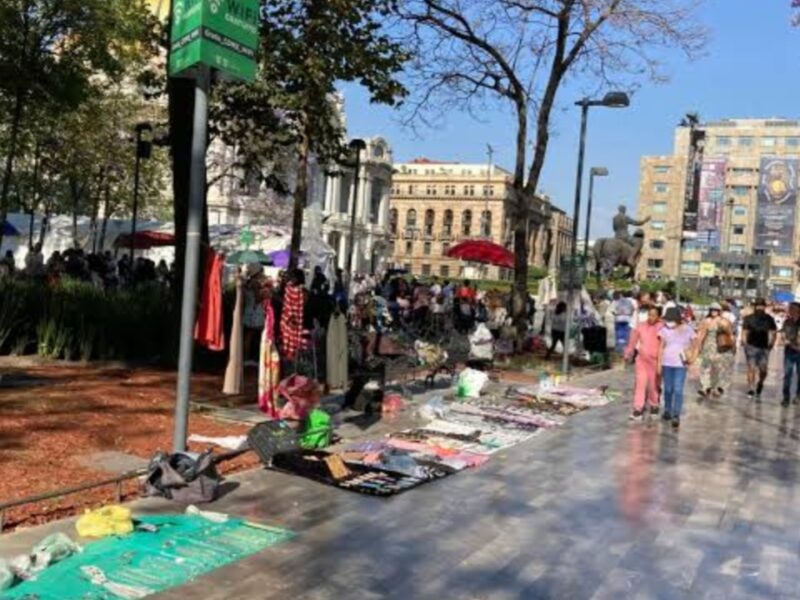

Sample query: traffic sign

[169,0,259,82]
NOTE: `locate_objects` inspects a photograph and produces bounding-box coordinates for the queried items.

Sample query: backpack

[143,450,220,504]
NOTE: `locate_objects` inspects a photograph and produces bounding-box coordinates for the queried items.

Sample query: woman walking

[545,301,568,359]
[624,306,663,421]
[658,307,695,429]
[695,303,735,399]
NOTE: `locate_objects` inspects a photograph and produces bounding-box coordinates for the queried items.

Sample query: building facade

[388,159,571,280]
[637,118,800,299]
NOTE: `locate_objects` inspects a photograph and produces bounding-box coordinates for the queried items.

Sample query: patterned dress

[258,303,281,418]
[699,318,733,392]
[280,283,306,360]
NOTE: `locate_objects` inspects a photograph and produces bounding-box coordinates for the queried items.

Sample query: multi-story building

[638,118,800,299]
[388,159,570,280]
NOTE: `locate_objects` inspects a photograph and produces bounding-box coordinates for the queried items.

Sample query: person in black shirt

[780,302,800,406]
[742,298,777,400]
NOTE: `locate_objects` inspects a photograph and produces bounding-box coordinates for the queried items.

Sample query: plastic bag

[418,395,447,420]
[456,368,489,398]
[76,506,133,538]
[382,393,405,414]
[300,408,332,449]
[278,374,321,421]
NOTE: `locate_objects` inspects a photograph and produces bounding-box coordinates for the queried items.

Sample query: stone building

[388,159,571,280]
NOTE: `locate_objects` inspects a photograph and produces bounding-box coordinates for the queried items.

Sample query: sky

[340,0,800,237]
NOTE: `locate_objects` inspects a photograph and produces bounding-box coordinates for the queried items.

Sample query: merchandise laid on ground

[251,379,616,497]
[0,512,295,600]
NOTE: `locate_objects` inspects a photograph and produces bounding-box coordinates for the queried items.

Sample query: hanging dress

[326,312,348,390]
[280,283,305,360]
[258,303,281,418]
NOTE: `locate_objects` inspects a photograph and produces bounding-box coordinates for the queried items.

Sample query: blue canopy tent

[1,221,19,237]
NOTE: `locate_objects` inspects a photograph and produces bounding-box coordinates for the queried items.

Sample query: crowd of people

[622,291,796,429]
[0,244,174,290]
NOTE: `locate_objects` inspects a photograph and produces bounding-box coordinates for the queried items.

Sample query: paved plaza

[4,355,800,599]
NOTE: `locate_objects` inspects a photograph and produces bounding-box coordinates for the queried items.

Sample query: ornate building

[388,159,571,280]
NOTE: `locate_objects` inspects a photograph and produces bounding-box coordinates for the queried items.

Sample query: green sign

[558,255,587,290]
[169,0,259,82]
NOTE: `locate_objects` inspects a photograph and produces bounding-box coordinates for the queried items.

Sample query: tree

[0,0,159,245]
[258,0,409,271]
[396,0,706,333]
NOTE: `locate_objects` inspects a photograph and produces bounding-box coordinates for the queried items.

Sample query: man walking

[781,302,800,407]
[742,298,777,401]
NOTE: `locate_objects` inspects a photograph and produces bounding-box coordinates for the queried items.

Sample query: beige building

[638,118,800,298]
[388,159,571,280]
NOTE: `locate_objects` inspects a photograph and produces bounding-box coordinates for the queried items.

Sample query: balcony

[440,230,453,242]
[403,229,416,240]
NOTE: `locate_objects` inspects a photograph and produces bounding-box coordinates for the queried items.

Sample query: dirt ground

[0,359,261,530]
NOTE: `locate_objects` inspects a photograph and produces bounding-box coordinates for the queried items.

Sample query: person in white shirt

[611,291,635,353]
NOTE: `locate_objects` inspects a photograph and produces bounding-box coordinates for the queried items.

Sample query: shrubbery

[0,279,177,362]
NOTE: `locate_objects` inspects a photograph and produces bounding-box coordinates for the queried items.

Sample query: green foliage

[0,279,175,362]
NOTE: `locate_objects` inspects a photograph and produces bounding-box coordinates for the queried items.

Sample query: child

[658,307,696,429]
[624,306,663,421]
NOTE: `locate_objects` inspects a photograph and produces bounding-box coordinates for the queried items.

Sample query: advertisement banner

[170,0,259,82]
[755,157,798,254]
[696,158,727,249]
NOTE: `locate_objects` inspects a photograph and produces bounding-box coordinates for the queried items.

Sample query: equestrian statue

[591,205,650,279]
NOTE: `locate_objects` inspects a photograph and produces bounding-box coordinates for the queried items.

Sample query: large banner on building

[755,157,798,254]
[696,158,727,249]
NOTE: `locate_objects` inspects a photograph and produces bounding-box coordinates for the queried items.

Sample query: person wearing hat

[658,306,696,428]
[742,298,777,400]
[694,302,735,399]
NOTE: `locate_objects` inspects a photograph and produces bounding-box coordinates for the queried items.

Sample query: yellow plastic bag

[75,505,133,538]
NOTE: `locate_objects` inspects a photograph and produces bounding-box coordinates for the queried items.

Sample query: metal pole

[173,67,210,453]
[583,172,595,262]
[562,103,589,376]
[130,128,143,263]
[345,149,362,282]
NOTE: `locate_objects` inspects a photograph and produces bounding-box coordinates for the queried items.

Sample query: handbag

[716,329,735,353]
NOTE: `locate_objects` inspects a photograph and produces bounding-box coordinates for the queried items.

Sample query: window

[480,210,492,237]
[462,210,472,236]
[442,242,451,256]
[444,184,456,196]
[403,263,412,273]
[772,267,794,278]
[440,265,450,277]
[732,186,749,196]
[787,137,800,148]
[654,165,671,174]
[650,220,665,230]
[407,184,416,195]
[681,261,700,274]
[729,244,745,254]
[442,209,453,236]
[715,136,732,147]
[762,137,777,148]
[464,185,475,196]
[647,259,664,269]
[734,206,747,216]
[654,184,669,193]
[426,184,437,196]
[650,239,665,250]
[370,183,383,224]
[391,186,400,196]
[423,242,432,255]
[389,209,398,235]
[422,264,431,276]
[425,169,435,175]
[406,209,417,229]
[405,241,412,255]
[738,136,754,147]
[482,185,494,197]
[424,209,435,235]
[652,202,667,214]
[733,225,745,235]
[338,174,353,213]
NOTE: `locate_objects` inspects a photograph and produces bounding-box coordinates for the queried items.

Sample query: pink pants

[633,357,660,411]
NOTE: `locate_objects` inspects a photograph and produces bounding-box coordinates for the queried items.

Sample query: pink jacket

[624,320,662,362]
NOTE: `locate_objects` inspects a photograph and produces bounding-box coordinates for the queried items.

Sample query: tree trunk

[0,87,25,248]
[38,201,51,247]
[99,180,111,251]
[288,128,310,273]
[27,142,41,250]
[70,179,82,248]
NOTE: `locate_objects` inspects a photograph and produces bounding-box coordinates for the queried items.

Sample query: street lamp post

[583,167,609,262]
[562,92,629,376]
[345,139,367,284]
[130,122,153,262]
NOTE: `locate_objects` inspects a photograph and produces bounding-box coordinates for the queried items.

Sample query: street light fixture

[583,167,609,261]
[563,91,630,376]
[345,138,367,283]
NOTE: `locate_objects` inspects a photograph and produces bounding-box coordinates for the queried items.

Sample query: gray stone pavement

[3,352,800,599]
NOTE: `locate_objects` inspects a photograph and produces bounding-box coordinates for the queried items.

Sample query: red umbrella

[446,240,515,269]
[113,231,175,250]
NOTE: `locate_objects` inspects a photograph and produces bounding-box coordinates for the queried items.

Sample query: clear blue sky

[340,0,799,237]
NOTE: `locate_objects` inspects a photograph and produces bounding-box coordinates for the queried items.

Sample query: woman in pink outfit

[624,305,663,421]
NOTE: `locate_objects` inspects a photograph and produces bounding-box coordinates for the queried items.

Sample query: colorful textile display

[277,374,321,421]
[280,283,305,360]
[258,302,281,417]
[193,249,225,351]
